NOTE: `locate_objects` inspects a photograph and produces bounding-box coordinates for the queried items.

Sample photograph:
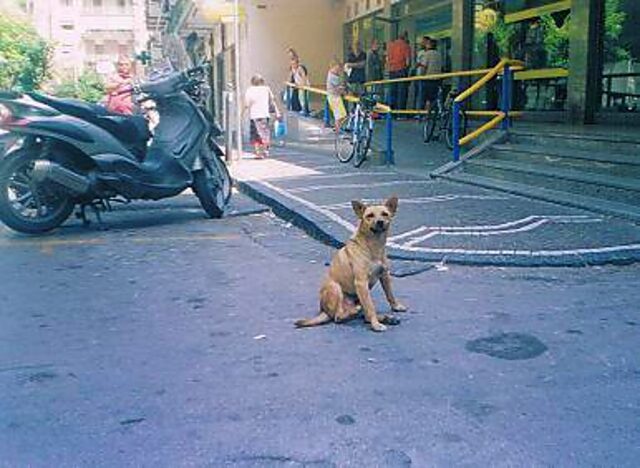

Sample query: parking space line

[256,179,640,258]
[288,180,430,194]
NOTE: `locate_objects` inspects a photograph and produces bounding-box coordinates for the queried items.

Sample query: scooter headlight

[0,103,12,125]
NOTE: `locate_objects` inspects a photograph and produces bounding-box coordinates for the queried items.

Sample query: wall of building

[29,0,148,80]
[240,0,346,96]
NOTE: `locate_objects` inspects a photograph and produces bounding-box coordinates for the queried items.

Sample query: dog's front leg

[380,270,407,312]
[355,277,386,332]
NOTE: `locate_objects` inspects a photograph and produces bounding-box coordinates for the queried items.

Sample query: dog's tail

[294,312,332,328]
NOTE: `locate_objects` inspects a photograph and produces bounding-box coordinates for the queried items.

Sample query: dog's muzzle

[371,220,388,234]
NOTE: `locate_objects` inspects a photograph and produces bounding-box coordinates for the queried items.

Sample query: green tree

[53,71,105,103]
[0,10,51,91]
[540,14,570,68]
[603,0,629,64]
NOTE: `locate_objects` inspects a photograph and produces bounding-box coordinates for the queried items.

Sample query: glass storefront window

[472,1,569,111]
[503,0,570,15]
[412,1,452,72]
[601,0,640,113]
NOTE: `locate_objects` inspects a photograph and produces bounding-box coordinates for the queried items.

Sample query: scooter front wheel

[192,168,225,219]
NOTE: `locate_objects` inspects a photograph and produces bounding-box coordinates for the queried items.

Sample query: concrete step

[465,159,640,207]
[438,172,640,223]
[491,143,640,167]
[510,130,640,154]
[469,159,640,193]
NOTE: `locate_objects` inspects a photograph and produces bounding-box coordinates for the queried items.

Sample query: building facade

[28,0,148,80]
[156,0,638,126]
[344,0,639,124]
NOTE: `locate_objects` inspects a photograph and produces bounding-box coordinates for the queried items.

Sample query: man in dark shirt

[366,39,384,97]
[346,42,367,96]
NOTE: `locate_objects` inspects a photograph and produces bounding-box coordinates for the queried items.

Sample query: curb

[236,179,640,268]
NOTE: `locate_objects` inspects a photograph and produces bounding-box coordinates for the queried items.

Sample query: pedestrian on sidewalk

[326,59,348,133]
[345,42,367,96]
[287,48,310,115]
[418,37,442,114]
[104,55,136,115]
[366,38,384,98]
[245,74,281,159]
[386,31,411,112]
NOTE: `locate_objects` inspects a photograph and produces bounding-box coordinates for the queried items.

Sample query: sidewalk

[230,117,640,266]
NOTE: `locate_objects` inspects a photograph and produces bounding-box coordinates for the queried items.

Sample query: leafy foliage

[490,15,517,59]
[539,14,570,68]
[53,71,105,103]
[0,10,51,91]
[603,0,629,64]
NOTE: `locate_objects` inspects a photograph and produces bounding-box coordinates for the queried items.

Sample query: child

[326,59,348,133]
[244,74,280,159]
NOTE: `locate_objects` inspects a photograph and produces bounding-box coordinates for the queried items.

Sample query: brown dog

[295,196,407,332]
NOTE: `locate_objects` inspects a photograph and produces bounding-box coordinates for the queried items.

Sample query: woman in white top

[244,74,280,159]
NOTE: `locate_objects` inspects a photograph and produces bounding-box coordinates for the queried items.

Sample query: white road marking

[324,194,509,210]
[392,215,602,246]
[256,180,638,258]
[288,180,430,193]
[258,181,356,232]
[387,242,640,257]
[299,171,397,180]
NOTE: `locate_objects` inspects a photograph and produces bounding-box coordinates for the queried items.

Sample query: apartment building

[27,0,149,79]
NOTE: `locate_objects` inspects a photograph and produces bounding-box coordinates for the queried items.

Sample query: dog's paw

[392,302,408,312]
[370,322,387,332]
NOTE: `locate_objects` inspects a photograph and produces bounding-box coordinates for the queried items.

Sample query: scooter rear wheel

[192,168,225,219]
[0,149,75,233]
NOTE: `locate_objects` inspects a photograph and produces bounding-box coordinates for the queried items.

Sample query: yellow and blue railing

[285,82,396,164]
[452,58,525,161]
[284,58,525,164]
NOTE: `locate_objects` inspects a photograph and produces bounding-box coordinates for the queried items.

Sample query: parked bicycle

[334,93,378,168]
[423,85,468,150]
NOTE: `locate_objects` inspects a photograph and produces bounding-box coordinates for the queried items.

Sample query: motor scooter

[0,63,232,234]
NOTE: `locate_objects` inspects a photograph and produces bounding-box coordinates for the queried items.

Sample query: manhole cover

[465,332,547,360]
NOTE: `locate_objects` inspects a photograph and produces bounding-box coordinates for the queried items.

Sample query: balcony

[79,14,135,30]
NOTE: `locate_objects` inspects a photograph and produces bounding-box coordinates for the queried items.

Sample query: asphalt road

[1,192,639,467]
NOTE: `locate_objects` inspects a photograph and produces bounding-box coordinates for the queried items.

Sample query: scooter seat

[29,93,151,159]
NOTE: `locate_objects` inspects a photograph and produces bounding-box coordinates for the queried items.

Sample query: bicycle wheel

[353,117,372,168]
[445,108,467,150]
[423,106,439,143]
[335,114,356,163]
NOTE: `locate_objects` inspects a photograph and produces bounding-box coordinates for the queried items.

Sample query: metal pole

[385,111,394,165]
[452,101,461,161]
[506,66,513,128]
[223,87,232,162]
[233,0,242,160]
[501,64,510,130]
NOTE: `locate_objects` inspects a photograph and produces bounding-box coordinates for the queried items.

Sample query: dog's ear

[351,200,367,219]
[385,196,398,216]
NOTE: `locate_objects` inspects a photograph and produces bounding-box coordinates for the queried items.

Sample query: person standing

[386,31,411,111]
[421,37,442,113]
[245,74,281,159]
[105,56,135,115]
[415,37,429,111]
[345,42,367,96]
[366,39,384,97]
[326,59,348,133]
[287,49,310,115]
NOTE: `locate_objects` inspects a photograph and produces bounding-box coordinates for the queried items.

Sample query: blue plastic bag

[274,119,287,138]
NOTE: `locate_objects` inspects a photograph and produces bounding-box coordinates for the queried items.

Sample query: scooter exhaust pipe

[32,160,91,195]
